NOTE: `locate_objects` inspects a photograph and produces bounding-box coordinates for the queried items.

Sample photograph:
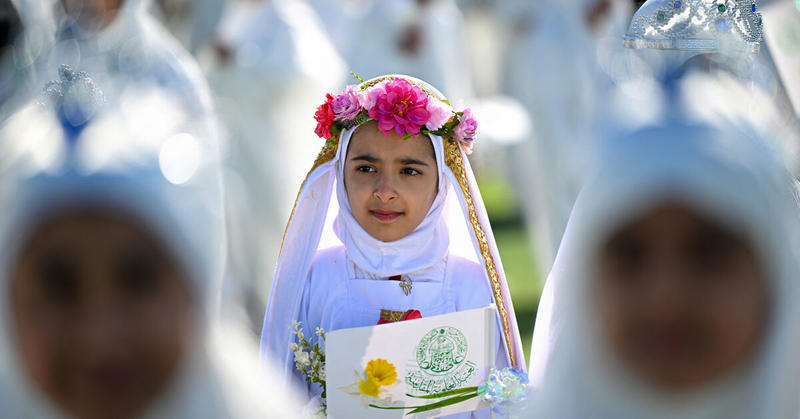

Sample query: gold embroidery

[444,139,518,368]
[359,76,442,100]
[379,309,406,323]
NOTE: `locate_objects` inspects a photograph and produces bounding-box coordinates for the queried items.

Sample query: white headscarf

[261,75,525,388]
[332,126,451,277]
[0,85,298,417]
[526,73,800,418]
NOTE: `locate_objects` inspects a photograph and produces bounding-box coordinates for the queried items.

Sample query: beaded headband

[623,0,763,54]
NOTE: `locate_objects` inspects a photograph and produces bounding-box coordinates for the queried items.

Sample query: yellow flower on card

[358,377,380,397]
[365,358,398,386]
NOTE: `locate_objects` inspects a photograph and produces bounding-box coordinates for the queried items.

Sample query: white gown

[299,248,505,418]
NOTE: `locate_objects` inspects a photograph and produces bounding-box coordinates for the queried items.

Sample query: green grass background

[477,171,543,364]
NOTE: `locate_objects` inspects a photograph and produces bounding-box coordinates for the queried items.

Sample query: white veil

[527,73,800,418]
[0,85,299,417]
[260,75,525,388]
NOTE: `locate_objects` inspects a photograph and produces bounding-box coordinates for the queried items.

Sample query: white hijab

[0,86,298,417]
[261,75,525,389]
[332,125,451,277]
[527,74,800,418]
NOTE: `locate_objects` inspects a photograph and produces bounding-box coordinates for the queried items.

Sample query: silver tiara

[623,0,763,55]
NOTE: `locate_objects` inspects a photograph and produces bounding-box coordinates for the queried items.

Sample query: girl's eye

[402,168,421,176]
[356,165,376,173]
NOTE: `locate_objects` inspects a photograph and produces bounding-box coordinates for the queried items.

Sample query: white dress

[299,246,504,417]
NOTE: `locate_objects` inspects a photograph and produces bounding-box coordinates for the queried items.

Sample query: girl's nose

[374,174,397,202]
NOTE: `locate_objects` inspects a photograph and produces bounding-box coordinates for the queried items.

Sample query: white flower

[315,327,325,337]
[289,342,298,352]
[294,349,311,366]
[291,320,301,330]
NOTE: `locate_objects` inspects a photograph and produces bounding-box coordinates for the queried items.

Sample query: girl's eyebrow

[398,157,430,167]
[350,154,379,163]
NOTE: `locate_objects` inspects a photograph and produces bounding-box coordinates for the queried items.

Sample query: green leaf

[405,387,478,399]
[368,392,480,414]
[406,393,480,414]
[350,71,365,84]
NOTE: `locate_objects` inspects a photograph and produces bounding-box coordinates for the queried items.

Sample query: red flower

[367,79,430,137]
[314,93,336,139]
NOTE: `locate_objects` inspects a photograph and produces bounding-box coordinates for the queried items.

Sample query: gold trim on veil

[277,133,518,368]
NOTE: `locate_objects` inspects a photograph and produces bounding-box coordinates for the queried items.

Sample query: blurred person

[0,0,56,120]
[0,0,25,106]
[525,72,800,419]
[47,0,215,121]
[152,0,226,56]
[498,0,632,278]
[260,75,526,416]
[343,0,472,100]
[202,0,345,332]
[0,69,298,418]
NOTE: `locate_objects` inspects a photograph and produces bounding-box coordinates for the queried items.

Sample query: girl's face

[344,122,439,242]
[593,204,768,391]
[9,209,194,419]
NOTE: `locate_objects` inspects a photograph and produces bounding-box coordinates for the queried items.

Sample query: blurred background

[2,0,798,364]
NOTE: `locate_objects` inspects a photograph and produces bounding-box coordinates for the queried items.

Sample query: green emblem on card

[406,327,476,394]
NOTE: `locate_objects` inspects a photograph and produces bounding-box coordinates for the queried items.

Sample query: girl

[527,73,800,417]
[260,75,525,407]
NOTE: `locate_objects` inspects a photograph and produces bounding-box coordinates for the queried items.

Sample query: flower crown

[314,74,478,154]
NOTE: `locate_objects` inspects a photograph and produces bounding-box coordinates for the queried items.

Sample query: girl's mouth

[370,209,403,222]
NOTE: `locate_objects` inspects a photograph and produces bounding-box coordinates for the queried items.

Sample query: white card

[326,306,497,418]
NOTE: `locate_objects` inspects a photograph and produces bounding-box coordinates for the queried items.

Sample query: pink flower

[314,93,336,139]
[367,78,430,137]
[358,83,386,110]
[332,86,361,121]
[453,108,478,153]
[425,100,451,131]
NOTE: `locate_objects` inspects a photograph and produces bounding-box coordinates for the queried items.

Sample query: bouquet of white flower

[291,321,327,415]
